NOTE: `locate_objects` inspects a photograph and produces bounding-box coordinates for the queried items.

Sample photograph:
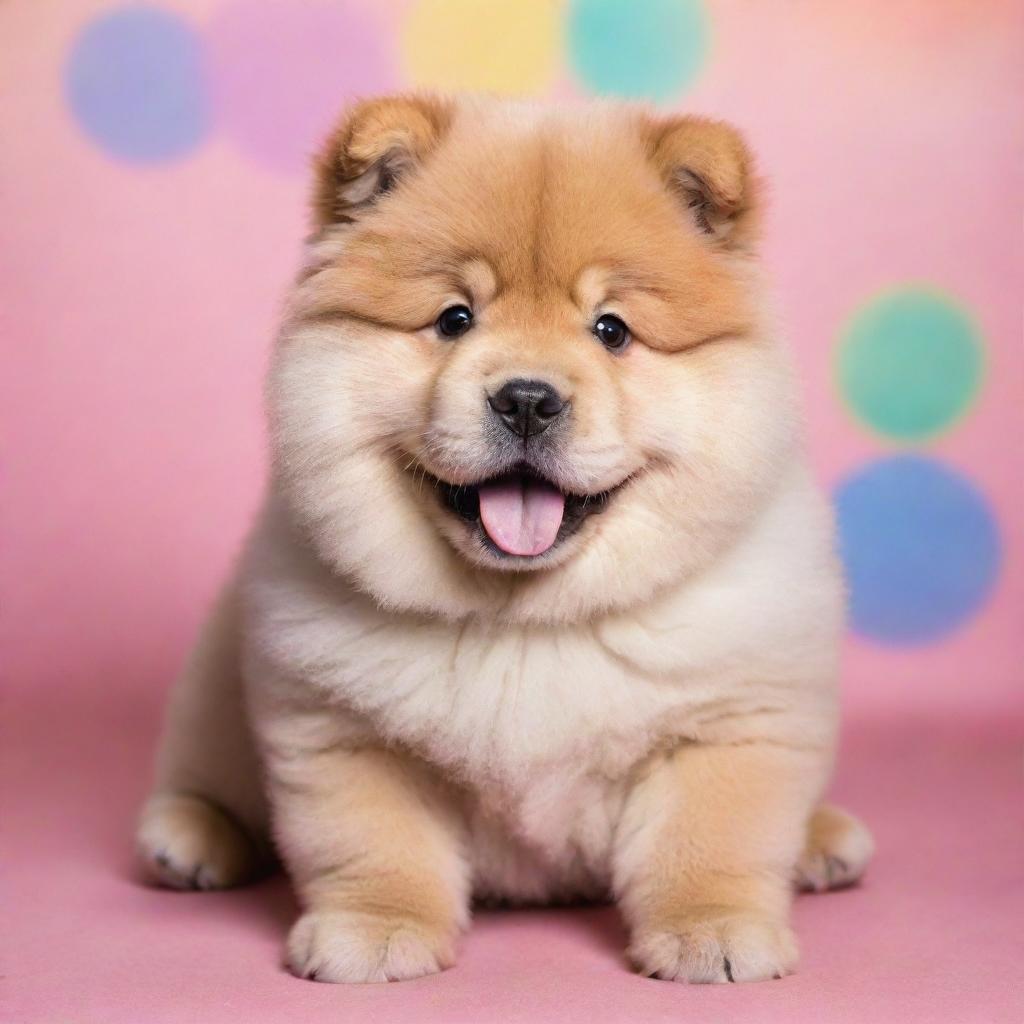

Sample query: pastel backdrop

[3,3,1022,1023]
[4,0,1021,717]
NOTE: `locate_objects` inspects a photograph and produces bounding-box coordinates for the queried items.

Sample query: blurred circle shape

[402,0,561,95]
[838,286,983,441]
[567,0,710,101]
[835,455,1001,645]
[65,5,209,162]
[206,1,395,174]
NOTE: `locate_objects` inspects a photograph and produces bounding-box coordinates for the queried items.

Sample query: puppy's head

[270,95,797,622]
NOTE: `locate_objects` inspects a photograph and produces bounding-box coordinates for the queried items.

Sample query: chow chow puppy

[137,94,873,984]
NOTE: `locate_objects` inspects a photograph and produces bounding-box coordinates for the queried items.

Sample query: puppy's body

[138,96,872,984]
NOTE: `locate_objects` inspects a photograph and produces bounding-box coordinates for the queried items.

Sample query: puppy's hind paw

[796,803,874,893]
[137,793,259,890]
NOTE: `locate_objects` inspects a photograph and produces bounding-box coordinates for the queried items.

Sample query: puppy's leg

[614,741,828,984]
[796,802,874,892]
[260,719,470,983]
[137,581,268,890]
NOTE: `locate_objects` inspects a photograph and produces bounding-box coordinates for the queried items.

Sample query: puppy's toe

[137,793,258,890]
[796,803,874,893]
[286,910,455,983]
[630,907,798,984]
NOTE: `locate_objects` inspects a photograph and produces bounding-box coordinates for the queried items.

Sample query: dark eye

[594,313,630,351]
[436,305,474,338]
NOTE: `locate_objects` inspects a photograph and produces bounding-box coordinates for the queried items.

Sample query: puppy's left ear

[646,115,760,249]
[312,94,454,230]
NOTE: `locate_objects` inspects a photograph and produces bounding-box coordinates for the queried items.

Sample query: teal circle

[838,287,983,441]
[568,0,709,102]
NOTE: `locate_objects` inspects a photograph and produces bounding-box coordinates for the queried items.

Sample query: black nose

[487,378,567,439]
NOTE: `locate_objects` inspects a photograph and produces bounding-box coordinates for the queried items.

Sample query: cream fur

[137,95,872,985]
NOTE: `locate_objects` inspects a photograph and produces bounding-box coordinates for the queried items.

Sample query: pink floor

[5,691,1022,1024]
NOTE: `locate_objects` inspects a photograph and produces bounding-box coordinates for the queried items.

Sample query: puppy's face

[271,96,797,622]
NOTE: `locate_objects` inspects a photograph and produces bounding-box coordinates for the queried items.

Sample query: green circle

[567,0,709,102]
[837,287,983,441]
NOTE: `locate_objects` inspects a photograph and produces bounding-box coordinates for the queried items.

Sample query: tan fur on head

[139,94,869,987]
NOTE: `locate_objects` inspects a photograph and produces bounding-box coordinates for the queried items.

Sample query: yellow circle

[402,0,562,95]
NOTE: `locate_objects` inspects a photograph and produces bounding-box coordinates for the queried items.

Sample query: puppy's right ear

[312,94,453,230]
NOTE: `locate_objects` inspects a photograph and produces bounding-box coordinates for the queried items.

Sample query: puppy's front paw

[630,907,798,984]
[286,910,456,983]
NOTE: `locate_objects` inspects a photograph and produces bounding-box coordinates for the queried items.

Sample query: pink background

[3,2,1021,1022]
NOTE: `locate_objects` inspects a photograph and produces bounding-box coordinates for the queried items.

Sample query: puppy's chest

[348,623,674,781]
[282,601,695,794]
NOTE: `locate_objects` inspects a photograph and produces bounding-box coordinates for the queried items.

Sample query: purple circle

[65,5,209,162]
[835,455,1001,645]
[205,1,395,173]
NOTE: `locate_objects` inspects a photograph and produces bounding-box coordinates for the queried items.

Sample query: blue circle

[568,0,709,102]
[65,6,209,162]
[835,456,1000,645]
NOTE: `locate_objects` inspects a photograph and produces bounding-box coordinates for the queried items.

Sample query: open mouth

[434,466,614,559]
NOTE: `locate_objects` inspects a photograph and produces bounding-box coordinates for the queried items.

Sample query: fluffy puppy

[137,94,873,984]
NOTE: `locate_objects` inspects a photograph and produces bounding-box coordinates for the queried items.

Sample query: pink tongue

[478,476,566,557]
